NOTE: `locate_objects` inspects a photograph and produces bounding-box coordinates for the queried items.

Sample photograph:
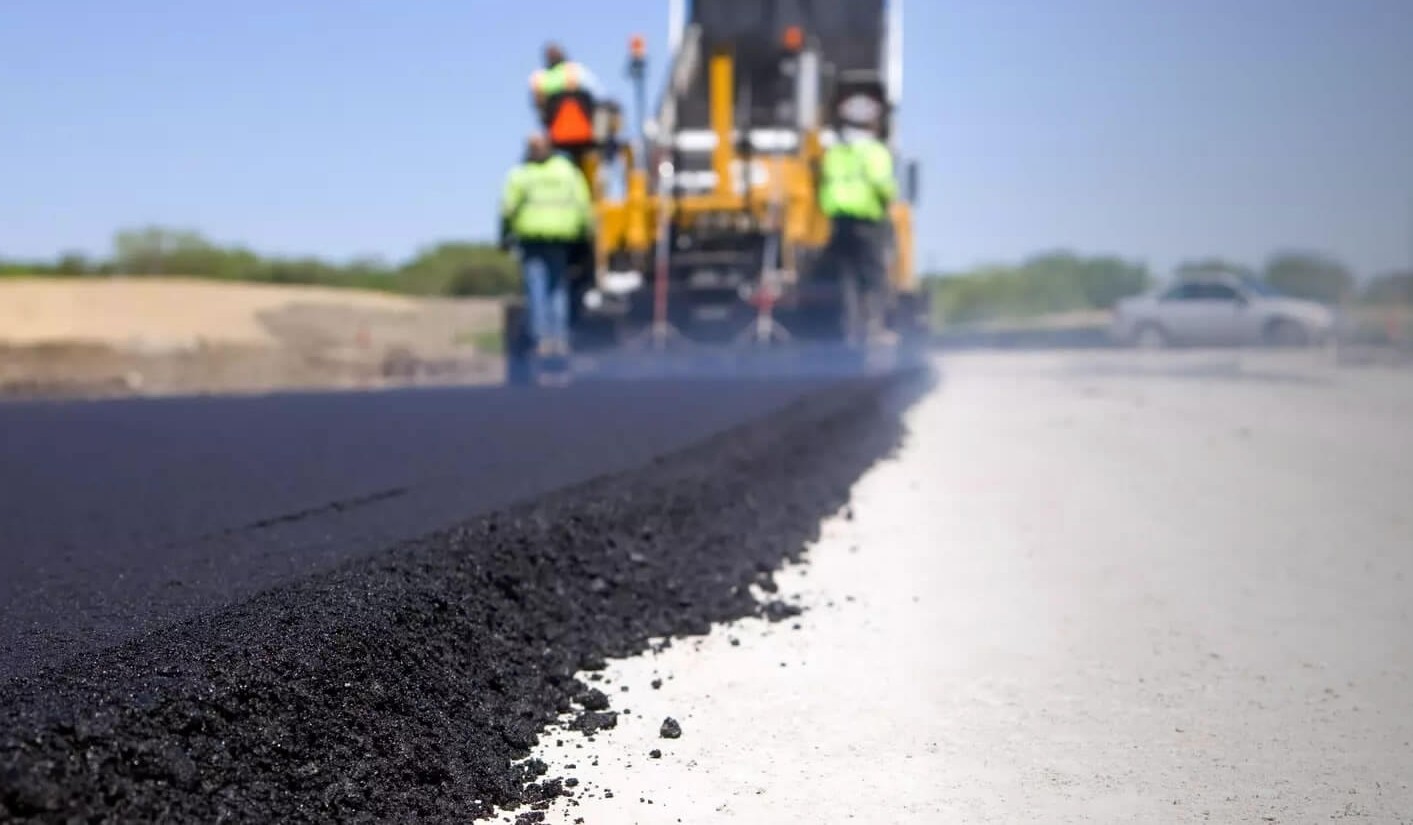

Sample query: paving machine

[504,0,927,379]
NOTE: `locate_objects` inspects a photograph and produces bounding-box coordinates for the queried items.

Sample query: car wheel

[1264,318,1309,348]
[1132,323,1170,349]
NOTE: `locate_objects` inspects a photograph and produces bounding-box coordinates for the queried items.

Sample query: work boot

[535,336,571,386]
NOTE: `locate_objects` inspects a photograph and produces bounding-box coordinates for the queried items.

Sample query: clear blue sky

[3,0,1411,277]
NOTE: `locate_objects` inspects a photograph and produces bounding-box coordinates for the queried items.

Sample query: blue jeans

[519,241,571,348]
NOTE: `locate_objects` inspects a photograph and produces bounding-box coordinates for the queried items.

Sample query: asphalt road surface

[0,376,847,681]
[2,365,920,822]
[7,347,1409,822]
[532,349,1413,823]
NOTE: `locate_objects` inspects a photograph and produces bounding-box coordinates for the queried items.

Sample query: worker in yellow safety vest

[499,133,594,363]
[529,43,601,155]
[818,95,898,345]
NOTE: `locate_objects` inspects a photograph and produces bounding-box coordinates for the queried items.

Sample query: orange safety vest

[531,63,594,146]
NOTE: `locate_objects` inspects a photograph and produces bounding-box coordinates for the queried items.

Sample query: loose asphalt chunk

[574,688,610,712]
[0,367,929,822]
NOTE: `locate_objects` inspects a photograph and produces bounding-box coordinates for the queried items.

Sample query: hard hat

[838,94,883,126]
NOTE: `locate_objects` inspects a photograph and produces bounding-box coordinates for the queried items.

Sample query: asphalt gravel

[0,366,929,822]
[2,376,851,681]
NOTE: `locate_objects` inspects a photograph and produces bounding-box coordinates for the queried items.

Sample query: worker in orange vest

[529,43,600,159]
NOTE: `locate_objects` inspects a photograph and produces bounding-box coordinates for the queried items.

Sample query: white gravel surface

[526,350,1413,824]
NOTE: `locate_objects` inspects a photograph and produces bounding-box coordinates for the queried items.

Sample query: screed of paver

[527,351,1413,824]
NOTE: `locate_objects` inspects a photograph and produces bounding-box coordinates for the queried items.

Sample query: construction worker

[818,95,898,345]
[499,133,594,367]
[529,43,600,164]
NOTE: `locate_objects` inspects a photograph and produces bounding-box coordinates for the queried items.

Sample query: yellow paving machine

[505,0,927,378]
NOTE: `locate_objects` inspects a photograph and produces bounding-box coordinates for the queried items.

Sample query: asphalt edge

[1,363,936,823]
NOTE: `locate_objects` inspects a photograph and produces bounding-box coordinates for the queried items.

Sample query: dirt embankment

[0,278,505,399]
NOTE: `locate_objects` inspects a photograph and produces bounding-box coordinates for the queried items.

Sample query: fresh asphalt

[0,375,847,682]
[0,365,924,822]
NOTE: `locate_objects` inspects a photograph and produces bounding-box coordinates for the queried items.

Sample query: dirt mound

[0,278,502,397]
[0,277,427,348]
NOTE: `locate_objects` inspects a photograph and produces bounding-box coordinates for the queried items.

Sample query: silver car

[1111,276,1334,348]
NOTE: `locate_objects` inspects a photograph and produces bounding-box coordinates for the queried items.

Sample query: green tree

[1364,270,1413,304]
[54,251,92,276]
[1262,251,1354,304]
[927,251,1152,325]
[397,242,518,296]
[1174,258,1255,281]
[1020,251,1150,309]
[0,258,55,276]
[112,227,214,275]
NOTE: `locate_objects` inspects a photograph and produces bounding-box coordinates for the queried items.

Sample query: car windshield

[1239,276,1281,297]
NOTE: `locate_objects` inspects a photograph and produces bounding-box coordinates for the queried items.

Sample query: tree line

[4,230,1411,323]
[0,227,519,298]
[928,250,1413,326]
